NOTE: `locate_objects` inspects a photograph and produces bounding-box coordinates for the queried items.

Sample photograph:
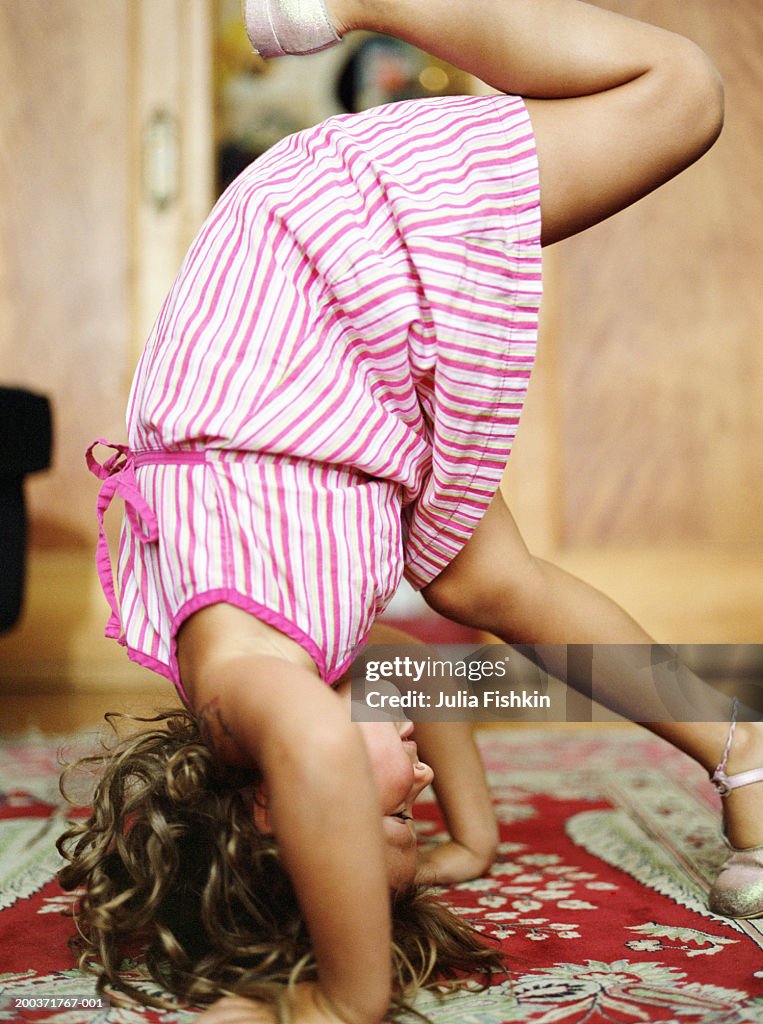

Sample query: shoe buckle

[711,769,732,797]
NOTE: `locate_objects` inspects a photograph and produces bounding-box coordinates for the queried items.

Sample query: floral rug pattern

[2,726,763,1022]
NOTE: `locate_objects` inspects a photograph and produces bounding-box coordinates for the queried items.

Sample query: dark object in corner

[0,387,53,632]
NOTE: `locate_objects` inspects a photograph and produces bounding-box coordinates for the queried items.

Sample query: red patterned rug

[2,725,763,1023]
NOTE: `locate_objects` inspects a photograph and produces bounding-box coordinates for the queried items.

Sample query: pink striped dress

[89,93,542,691]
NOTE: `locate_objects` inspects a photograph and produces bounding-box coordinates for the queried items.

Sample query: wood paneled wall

[556,0,763,548]
[503,0,763,642]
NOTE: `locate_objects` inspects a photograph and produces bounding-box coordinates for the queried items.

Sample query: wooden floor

[4,656,761,737]
[1,688,182,736]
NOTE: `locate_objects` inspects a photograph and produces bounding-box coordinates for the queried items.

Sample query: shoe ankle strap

[712,764,763,797]
[711,697,763,796]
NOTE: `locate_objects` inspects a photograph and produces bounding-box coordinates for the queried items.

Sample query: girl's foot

[708,710,763,919]
[714,717,763,849]
[243,0,341,59]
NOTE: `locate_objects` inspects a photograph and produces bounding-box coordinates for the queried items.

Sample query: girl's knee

[657,35,724,159]
[421,492,543,634]
[421,569,475,627]
[422,558,536,636]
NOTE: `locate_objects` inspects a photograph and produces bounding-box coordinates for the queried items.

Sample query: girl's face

[252,678,433,891]
[338,679,434,892]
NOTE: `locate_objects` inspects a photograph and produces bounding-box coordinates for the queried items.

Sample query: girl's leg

[421,492,763,851]
[331,0,723,245]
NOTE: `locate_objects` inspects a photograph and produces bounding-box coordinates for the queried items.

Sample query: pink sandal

[709,700,763,919]
[244,0,341,59]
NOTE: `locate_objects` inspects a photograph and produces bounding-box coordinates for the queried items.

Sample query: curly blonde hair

[57,709,505,1014]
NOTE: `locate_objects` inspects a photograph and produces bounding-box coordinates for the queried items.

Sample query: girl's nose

[412,759,434,798]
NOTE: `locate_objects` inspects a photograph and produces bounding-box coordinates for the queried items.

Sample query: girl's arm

[239,667,392,1023]
[414,720,498,886]
[180,611,393,1024]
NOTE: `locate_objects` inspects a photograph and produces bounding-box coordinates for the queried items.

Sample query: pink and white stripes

[97,94,542,688]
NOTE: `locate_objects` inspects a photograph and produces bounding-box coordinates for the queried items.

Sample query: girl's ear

[252,784,274,835]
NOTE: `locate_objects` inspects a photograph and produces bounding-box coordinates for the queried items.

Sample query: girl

[59,1,763,1022]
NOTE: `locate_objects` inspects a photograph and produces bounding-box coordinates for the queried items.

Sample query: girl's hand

[194,984,377,1024]
[416,838,494,886]
[194,997,273,1023]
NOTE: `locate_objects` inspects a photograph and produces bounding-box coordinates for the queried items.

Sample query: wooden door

[0,0,213,691]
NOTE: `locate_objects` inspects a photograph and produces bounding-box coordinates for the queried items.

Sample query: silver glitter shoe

[244,0,341,58]
[708,700,763,919]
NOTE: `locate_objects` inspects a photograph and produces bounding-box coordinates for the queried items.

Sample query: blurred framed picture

[214,0,470,193]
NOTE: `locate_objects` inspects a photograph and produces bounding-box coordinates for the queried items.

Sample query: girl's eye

[393,812,412,821]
